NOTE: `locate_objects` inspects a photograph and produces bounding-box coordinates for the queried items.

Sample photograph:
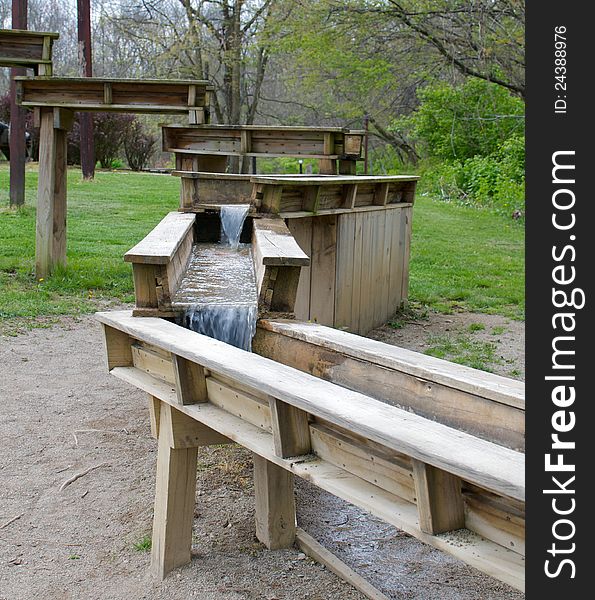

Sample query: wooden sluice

[100,138,524,592]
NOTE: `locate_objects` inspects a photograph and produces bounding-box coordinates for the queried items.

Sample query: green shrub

[395,78,524,162]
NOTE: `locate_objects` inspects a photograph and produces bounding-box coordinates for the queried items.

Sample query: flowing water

[173,205,258,351]
[220,204,250,250]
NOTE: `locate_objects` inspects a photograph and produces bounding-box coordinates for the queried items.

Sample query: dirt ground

[0,311,524,600]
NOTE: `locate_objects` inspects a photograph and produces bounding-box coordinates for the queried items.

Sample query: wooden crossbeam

[16,77,213,115]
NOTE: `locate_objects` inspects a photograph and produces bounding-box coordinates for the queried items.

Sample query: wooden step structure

[16,77,213,280]
[163,124,365,176]
[97,310,525,591]
[0,29,58,75]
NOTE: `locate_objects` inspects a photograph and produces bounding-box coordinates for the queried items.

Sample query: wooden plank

[108,365,525,590]
[132,264,160,309]
[279,203,411,219]
[286,218,312,321]
[252,218,310,267]
[379,210,392,324]
[206,377,272,432]
[124,212,195,264]
[402,206,413,305]
[150,410,198,579]
[102,324,132,369]
[373,182,390,206]
[412,459,465,534]
[103,82,113,105]
[97,312,525,501]
[334,214,356,330]
[309,215,337,326]
[371,210,388,329]
[464,492,525,555]
[149,395,161,439]
[350,212,364,334]
[388,207,405,316]
[295,528,390,600]
[358,212,375,333]
[251,175,419,186]
[160,402,229,448]
[253,454,296,549]
[302,185,321,212]
[341,184,358,209]
[269,398,311,458]
[257,320,525,411]
[260,185,283,213]
[309,423,416,503]
[253,326,524,451]
[172,354,208,405]
[132,343,174,383]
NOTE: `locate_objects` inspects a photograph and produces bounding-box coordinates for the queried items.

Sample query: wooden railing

[97,310,525,590]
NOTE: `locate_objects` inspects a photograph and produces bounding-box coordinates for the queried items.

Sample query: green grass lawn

[409,193,524,319]
[0,164,524,333]
[0,164,179,330]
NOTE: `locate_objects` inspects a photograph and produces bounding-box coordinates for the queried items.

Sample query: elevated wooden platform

[97,310,525,590]
[16,77,213,118]
[0,29,58,75]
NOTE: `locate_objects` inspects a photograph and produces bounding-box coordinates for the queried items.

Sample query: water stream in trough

[173,205,258,351]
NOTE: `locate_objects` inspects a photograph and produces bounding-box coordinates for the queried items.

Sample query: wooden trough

[16,76,213,120]
[128,174,417,334]
[163,124,365,176]
[0,29,58,75]
[97,310,525,591]
[124,211,309,318]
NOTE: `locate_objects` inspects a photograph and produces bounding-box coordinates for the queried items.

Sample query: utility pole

[77,0,95,179]
[9,0,27,207]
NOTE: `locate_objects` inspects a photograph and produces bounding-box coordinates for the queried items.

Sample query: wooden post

[412,459,465,534]
[253,454,296,549]
[269,398,311,458]
[77,0,95,179]
[319,132,336,175]
[151,404,199,579]
[9,0,27,208]
[35,107,70,279]
[150,402,229,579]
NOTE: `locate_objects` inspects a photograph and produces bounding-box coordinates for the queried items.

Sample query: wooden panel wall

[287,205,412,334]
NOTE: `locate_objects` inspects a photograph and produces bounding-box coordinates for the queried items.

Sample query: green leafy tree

[397,78,524,161]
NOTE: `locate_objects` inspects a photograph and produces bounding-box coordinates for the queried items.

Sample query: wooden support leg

[35,107,69,279]
[412,459,465,534]
[150,403,199,579]
[253,454,296,549]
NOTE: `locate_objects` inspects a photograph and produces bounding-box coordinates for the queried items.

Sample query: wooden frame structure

[163,124,365,177]
[124,211,310,318]
[16,77,213,279]
[0,29,58,75]
[125,172,418,333]
[97,310,525,591]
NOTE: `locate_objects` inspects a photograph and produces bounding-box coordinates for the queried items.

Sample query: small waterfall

[181,304,258,352]
[220,204,250,250]
[173,204,258,351]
